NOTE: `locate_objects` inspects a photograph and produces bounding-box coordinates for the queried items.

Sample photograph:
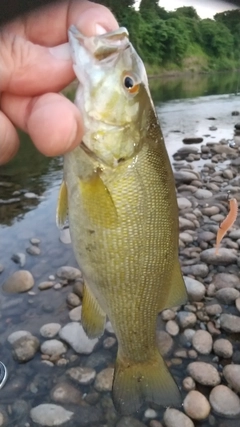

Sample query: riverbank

[146,51,240,78]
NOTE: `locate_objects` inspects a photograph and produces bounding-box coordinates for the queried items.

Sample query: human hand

[0,0,118,165]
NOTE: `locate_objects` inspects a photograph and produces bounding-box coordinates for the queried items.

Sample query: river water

[0,71,240,426]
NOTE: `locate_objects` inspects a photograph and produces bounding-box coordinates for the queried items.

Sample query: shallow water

[0,71,240,426]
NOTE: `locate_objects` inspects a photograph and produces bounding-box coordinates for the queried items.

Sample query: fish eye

[123,74,140,95]
[124,76,134,89]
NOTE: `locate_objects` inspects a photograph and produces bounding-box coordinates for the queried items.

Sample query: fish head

[68,25,152,167]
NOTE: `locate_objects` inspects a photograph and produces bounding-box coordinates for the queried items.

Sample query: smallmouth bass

[57,25,187,415]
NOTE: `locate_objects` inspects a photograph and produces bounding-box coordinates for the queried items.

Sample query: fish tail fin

[112,349,181,415]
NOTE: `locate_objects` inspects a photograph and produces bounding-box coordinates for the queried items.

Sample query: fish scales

[57,25,187,415]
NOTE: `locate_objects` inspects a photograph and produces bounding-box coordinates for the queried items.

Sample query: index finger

[3,0,118,46]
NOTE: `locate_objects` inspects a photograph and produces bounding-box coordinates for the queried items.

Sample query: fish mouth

[68,25,130,63]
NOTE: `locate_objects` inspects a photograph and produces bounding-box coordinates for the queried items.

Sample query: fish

[215,197,238,254]
[57,25,187,415]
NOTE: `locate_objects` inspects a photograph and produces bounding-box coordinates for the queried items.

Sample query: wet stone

[220,313,240,333]
[41,339,67,357]
[209,385,240,417]
[163,408,194,427]
[223,364,240,393]
[213,339,233,358]
[179,232,193,243]
[30,404,73,426]
[183,328,195,344]
[66,292,81,307]
[182,264,208,278]
[24,192,38,199]
[149,421,163,427]
[2,270,34,293]
[200,248,237,265]
[26,245,41,255]
[177,311,197,328]
[179,217,196,230]
[182,376,196,391]
[116,417,146,427]
[69,306,82,321]
[59,228,71,244]
[38,281,54,291]
[184,276,205,302]
[214,273,240,290]
[183,390,211,420]
[215,288,239,304]
[51,382,82,404]
[161,309,176,321]
[11,252,26,267]
[177,197,192,210]
[72,281,84,297]
[30,237,41,245]
[187,362,221,386]
[205,304,222,316]
[12,335,40,362]
[174,170,199,183]
[73,406,103,426]
[201,206,220,216]
[94,367,114,392]
[105,320,114,334]
[192,330,213,355]
[67,367,96,385]
[57,266,81,281]
[194,189,213,199]
[59,322,98,354]
[103,336,116,349]
[144,408,157,419]
[40,323,61,338]
[236,297,240,312]
[229,229,240,240]
[166,320,179,336]
[8,330,32,344]
[156,331,174,356]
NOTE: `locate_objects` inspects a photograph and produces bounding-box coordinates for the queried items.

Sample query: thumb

[0,31,74,95]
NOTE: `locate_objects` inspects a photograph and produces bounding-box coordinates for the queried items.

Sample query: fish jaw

[68,25,151,168]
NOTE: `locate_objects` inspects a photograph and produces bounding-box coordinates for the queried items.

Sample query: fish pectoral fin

[112,350,181,415]
[81,282,106,339]
[78,172,118,228]
[160,259,188,311]
[56,180,68,229]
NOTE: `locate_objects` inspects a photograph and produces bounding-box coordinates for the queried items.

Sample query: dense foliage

[96,1,240,72]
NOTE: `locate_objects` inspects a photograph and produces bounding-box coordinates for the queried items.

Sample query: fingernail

[95,24,107,35]
[49,43,71,60]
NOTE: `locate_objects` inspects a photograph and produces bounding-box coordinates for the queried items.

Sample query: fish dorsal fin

[160,259,188,311]
[78,171,118,228]
[56,180,68,229]
[81,281,106,339]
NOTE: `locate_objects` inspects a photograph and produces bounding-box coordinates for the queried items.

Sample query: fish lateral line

[215,198,238,255]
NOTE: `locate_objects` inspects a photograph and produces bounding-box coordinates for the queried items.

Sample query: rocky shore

[0,122,240,426]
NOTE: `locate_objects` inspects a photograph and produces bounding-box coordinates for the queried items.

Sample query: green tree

[173,6,200,20]
[164,18,189,62]
[199,19,234,58]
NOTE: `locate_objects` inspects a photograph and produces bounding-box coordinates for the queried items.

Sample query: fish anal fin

[161,260,187,311]
[56,180,68,229]
[79,171,118,228]
[81,282,106,339]
[112,350,181,415]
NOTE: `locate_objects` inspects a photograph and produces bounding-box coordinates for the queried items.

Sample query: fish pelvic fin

[81,282,106,339]
[56,180,68,229]
[112,350,182,415]
[160,259,188,311]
